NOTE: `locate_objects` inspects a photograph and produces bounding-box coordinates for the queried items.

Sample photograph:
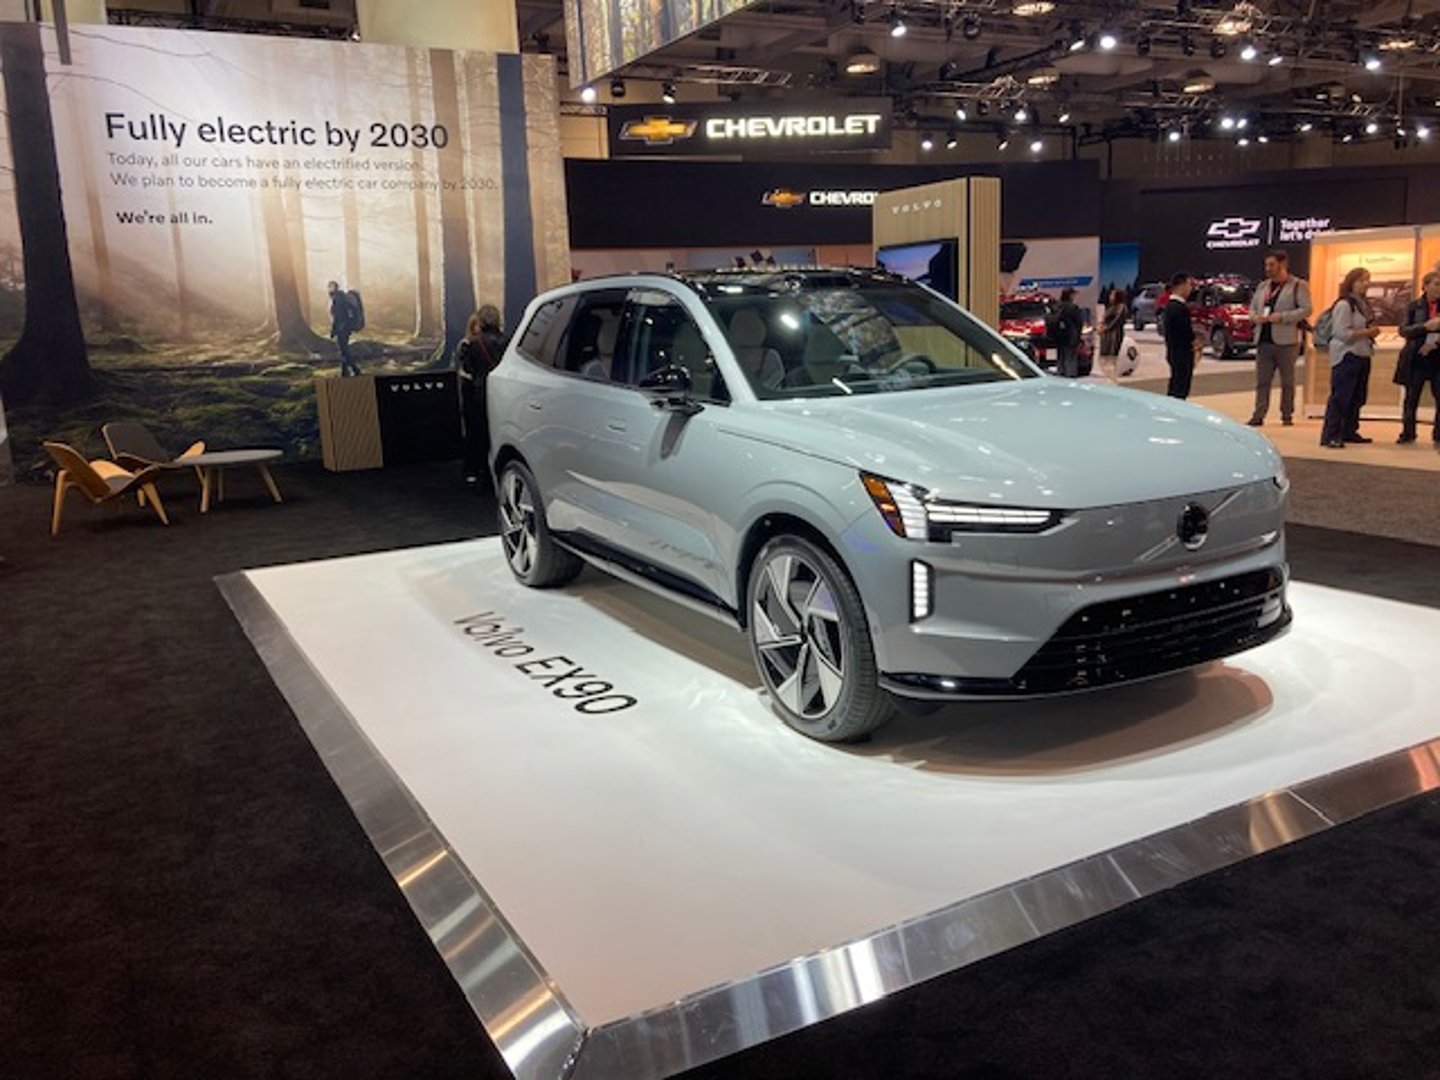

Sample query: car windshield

[1212,283,1254,304]
[1000,300,1049,321]
[702,278,1038,400]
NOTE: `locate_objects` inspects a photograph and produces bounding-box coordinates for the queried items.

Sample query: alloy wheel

[499,468,536,576]
[751,552,847,719]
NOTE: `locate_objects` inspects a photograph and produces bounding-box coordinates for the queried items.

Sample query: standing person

[1048,287,1085,377]
[1396,270,1440,445]
[455,304,506,484]
[1099,287,1128,382]
[1320,267,1380,449]
[1247,249,1312,427]
[1161,272,1199,399]
[327,280,361,377]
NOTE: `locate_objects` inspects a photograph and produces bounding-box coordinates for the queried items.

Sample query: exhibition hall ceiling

[515,0,1440,145]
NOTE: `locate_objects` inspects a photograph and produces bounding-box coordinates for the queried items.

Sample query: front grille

[886,567,1289,698]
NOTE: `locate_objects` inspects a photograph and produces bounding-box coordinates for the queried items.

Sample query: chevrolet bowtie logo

[619,116,698,145]
[762,188,807,209]
[1207,216,1263,240]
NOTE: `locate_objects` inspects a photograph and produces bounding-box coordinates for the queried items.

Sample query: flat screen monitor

[876,238,959,301]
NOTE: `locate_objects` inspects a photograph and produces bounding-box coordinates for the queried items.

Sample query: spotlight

[1168,128,1182,142]
[1237,136,1250,146]
[1014,105,1029,123]
[580,84,598,103]
[1362,50,1382,71]
[1182,70,1216,94]
[920,132,934,151]
[889,7,907,37]
[1420,124,1432,140]
[1297,120,1313,132]
[955,105,968,121]
[610,77,626,98]
[1181,32,1196,57]
[946,130,959,149]
[845,49,882,75]
[1257,133,1269,143]
[1057,110,1071,124]
[661,81,677,104]
[1237,116,1249,129]
[1365,120,1380,135]
[975,100,989,117]
[997,132,1011,150]
[1267,45,1285,66]
[1239,39,1258,62]
[1219,115,1236,130]
[1098,29,1118,51]
[1029,137,1043,153]
[1210,38,1228,59]
[1342,132,1354,142]
[962,15,982,40]
[1012,1,1055,15]
[1069,35,1087,53]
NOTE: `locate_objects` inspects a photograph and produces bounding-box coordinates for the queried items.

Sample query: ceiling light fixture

[1014,105,1029,123]
[1362,50,1382,71]
[998,132,1011,150]
[1026,67,1060,87]
[1181,32,1196,56]
[1168,128,1182,142]
[1298,120,1313,132]
[1219,115,1236,130]
[1239,39,1258,61]
[1214,7,1254,37]
[1057,110,1071,124]
[609,77,626,98]
[845,49,881,75]
[1182,70,1216,94]
[1210,38,1228,59]
[920,132,934,151]
[1098,29,1119,51]
[955,105,968,121]
[889,7,907,37]
[1257,133,1269,143]
[1237,117,1249,129]
[1029,137,1043,153]
[946,131,959,149]
[1237,136,1250,146]
[1419,124,1433,140]
[1137,34,1151,57]
[1012,1,1055,15]
[580,84,597,103]
[1380,34,1418,51]
[661,81,677,104]
[962,15,982,40]
[1267,45,1284,66]
[1365,120,1380,135]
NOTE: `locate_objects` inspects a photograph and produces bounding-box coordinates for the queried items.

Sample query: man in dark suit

[1396,270,1440,444]
[1161,272,1198,399]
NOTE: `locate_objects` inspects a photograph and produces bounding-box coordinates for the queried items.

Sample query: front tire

[746,535,891,742]
[497,460,581,588]
[1211,326,1234,359]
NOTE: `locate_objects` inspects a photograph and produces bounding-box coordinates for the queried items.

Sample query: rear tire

[497,460,581,588]
[746,535,891,742]
[1211,326,1234,359]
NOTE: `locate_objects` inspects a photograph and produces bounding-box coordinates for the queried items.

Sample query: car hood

[742,380,1281,508]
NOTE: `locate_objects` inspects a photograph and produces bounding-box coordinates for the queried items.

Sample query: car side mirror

[638,365,703,415]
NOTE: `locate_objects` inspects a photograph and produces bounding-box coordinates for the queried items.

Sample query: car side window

[548,289,630,381]
[515,297,576,367]
[620,293,729,403]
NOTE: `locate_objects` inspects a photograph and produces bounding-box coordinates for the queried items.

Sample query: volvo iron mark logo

[1205,216,1264,250]
[618,115,698,146]
[1177,503,1211,550]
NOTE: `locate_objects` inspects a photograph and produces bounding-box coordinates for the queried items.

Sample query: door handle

[526,400,544,411]
[606,419,628,432]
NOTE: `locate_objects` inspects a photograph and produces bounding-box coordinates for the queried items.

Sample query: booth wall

[0,23,569,467]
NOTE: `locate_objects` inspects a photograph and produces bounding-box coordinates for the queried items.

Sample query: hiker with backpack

[327,280,365,377]
[1047,288,1085,377]
[1318,266,1381,449]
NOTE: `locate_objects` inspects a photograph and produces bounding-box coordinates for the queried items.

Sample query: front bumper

[882,565,1290,699]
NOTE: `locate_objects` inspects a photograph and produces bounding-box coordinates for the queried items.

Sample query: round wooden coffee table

[181,449,284,514]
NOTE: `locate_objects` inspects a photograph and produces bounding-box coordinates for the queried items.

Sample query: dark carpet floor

[2,460,1439,1080]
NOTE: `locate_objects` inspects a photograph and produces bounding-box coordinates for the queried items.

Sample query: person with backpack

[455,305,506,485]
[1247,249,1311,427]
[1047,287,1085,377]
[1160,271,1199,399]
[1395,270,1440,445]
[327,280,364,377]
[1319,267,1381,449]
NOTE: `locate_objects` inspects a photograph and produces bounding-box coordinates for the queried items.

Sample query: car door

[576,287,737,605]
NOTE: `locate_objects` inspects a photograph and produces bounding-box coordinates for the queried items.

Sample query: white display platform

[221,539,1440,1080]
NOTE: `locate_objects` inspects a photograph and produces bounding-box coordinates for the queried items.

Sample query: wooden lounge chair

[101,421,204,471]
[43,441,170,536]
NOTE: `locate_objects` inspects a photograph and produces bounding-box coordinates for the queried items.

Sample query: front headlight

[861,473,1065,540]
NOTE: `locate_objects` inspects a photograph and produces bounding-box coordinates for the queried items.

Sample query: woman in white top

[1320,267,1381,448]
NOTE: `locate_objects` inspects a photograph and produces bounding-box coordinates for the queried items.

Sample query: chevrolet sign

[608,98,892,157]
[705,113,884,140]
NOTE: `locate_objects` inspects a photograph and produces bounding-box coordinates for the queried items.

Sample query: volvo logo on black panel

[1177,503,1211,550]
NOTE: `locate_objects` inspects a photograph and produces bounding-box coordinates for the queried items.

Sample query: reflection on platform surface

[222,539,1440,1080]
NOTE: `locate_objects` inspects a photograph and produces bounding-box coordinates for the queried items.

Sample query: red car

[999,293,1094,375]
[1188,276,1256,359]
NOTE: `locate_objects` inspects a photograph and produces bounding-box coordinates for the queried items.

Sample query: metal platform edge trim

[216,571,587,1080]
[220,567,1440,1080]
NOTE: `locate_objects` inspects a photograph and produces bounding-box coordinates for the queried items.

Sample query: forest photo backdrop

[0,22,570,469]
